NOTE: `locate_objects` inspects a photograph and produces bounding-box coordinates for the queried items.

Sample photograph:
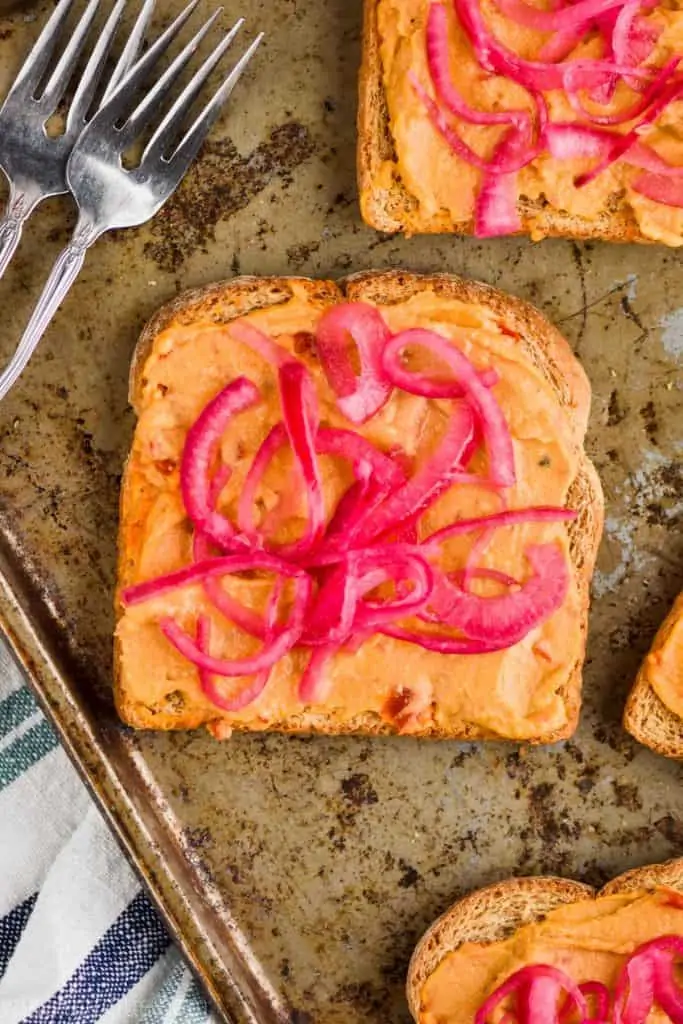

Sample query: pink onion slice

[474,964,587,1024]
[160,557,310,677]
[351,549,434,630]
[411,75,538,174]
[382,329,516,487]
[626,143,683,175]
[381,623,511,654]
[613,942,657,1024]
[632,172,683,207]
[422,505,576,550]
[237,423,288,540]
[196,616,272,712]
[298,645,337,704]
[278,361,326,557]
[350,402,476,547]
[122,552,309,611]
[539,26,588,61]
[576,70,683,186]
[491,0,625,33]
[193,532,269,639]
[315,302,392,424]
[229,319,295,369]
[454,0,587,91]
[564,57,678,126]
[180,377,260,552]
[649,937,683,1022]
[544,123,618,161]
[475,128,525,237]
[427,2,531,128]
[432,543,569,643]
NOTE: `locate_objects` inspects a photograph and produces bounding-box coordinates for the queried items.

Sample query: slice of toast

[358,0,683,244]
[406,856,683,1021]
[115,270,603,741]
[624,591,683,759]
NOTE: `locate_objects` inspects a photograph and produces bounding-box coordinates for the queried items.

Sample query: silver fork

[0,0,155,278]
[0,4,263,402]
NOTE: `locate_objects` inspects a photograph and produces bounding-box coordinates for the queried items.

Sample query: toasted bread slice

[624,592,683,759]
[358,1,682,244]
[407,857,683,1021]
[115,270,603,741]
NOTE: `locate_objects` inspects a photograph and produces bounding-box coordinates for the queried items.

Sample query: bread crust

[116,271,604,741]
[406,857,683,1021]
[358,0,652,243]
[623,592,683,760]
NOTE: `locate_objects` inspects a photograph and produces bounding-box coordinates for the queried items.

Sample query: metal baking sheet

[0,1,681,1021]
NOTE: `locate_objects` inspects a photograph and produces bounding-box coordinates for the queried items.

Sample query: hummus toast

[358,0,683,244]
[115,270,603,741]
[407,857,683,1022]
[624,591,683,758]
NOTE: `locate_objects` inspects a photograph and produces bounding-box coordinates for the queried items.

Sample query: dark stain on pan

[639,401,658,444]
[607,389,627,426]
[341,772,379,808]
[144,122,316,272]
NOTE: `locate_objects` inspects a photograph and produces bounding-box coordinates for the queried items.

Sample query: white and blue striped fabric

[0,637,220,1024]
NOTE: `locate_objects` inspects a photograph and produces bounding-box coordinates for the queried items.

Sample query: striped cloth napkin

[0,636,220,1024]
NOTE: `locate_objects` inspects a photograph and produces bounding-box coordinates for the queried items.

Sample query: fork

[0,0,155,279]
[0,4,263,402]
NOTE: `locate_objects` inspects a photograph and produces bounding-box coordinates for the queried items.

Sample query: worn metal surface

[0,1,682,1021]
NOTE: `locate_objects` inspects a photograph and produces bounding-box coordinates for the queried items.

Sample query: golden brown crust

[623,592,683,760]
[116,271,604,740]
[358,0,650,243]
[406,858,683,1022]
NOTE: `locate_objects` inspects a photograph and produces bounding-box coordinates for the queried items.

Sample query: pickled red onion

[423,505,576,550]
[315,301,392,424]
[278,361,325,557]
[491,0,625,34]
[158,559,311,677]
[196,616,272,712]
[475,128,526,237]
[632,172,683,206]
[350,402,476,547]
[412,75,539,174]
[237,422,288,541]
[193,532,269,639]
[432,543,569,643]
[229,319,294,368]
[474,964,587,1024]
[427,3,531,128]
[382,329,516,487]
[564,58,678,127]
[180,378,259,552]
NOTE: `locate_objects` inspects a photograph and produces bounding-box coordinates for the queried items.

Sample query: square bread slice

[358,0,683,245]
[406,855,683,1022]
[115,270,603,741]
[624,591,683,758]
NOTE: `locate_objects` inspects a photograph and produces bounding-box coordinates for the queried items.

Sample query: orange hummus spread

[641,591,683,720]
[419,886,683,1022]
[376,0,683,244]
[117,284,584,737]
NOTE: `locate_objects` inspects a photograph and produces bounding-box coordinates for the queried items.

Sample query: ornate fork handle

[0,219,99,401]
[0,185,43,279]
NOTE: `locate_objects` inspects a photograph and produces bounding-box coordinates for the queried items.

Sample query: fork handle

[0,220,97,402]
[0,186,41,280]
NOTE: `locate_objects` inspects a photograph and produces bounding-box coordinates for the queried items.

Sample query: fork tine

[95,0,200,123]
[40,0,103,111]
[6,0,78,98]
[142,18,243,162]
[66,0,128,131]
[169,32,263,169]
[100,0,157,107]
[121,7,223,142]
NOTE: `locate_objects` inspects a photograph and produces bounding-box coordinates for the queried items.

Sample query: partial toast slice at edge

[116,270,604,743]
[357,0,649,243]
[406,857,683,1021]
[623,592,683,760]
